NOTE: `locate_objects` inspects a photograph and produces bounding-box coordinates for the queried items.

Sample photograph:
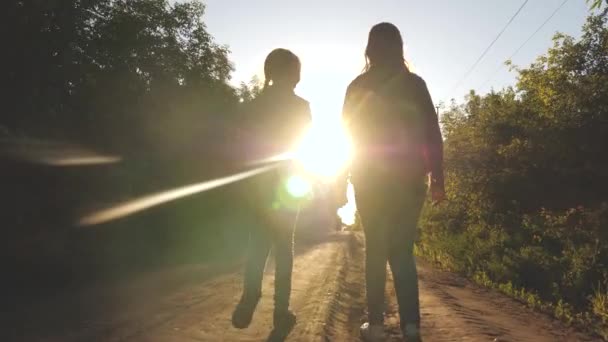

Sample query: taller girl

[341,23,445,341]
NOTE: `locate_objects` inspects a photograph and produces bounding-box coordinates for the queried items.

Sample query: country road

[3,231,599,342]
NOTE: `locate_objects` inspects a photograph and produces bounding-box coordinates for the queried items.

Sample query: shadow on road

[266,324,296,342]
[2,229,350,342]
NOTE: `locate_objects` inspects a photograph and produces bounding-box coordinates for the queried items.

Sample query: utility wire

[478,0,570,91]
[449,0,530,95]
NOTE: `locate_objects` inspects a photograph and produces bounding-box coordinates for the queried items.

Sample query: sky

[198,0,592,120]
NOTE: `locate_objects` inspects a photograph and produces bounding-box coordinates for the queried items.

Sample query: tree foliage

[1,1,249,276]
[420,14,608,333]
[588,0,607,11]
[4,0,237,155]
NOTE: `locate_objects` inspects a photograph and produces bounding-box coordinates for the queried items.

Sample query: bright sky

[199,0,591,119]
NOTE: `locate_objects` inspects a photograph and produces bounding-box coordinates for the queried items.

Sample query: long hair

[364,22,410,72]
[263,48,301,89]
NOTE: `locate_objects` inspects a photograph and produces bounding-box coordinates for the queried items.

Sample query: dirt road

[4,231,599,341]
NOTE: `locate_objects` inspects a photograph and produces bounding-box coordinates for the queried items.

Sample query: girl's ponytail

[263,75,271,89]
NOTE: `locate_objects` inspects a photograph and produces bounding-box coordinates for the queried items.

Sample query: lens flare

[78,164,278,226]
[286,175,311,198]
[0,138,121,166]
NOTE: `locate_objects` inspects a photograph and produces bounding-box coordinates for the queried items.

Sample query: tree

[237,76,264,103]
[1,1,246,269]
[587,0,607,11]
[3,0,236,154]
[419,13,608,329]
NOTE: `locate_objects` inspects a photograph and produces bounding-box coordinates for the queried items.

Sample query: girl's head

[365,22,410,72]
[264,48,301,89]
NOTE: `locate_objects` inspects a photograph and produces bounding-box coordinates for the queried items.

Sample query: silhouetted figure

[341,23,445,342]
[232,49,311,332]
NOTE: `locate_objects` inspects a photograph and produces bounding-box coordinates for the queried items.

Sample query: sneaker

[403,323,422,342]
[231,295,260,329]
[273,309,296,329]
[360,322,386,342]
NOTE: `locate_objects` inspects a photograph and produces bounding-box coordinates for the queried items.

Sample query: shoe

[360,322,386,341]
[231,295,260,329]
[402,323,422,342]
[273,309,296,329]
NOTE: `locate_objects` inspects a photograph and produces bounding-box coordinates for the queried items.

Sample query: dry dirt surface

[3,231,601,341]
[385,260,600,342]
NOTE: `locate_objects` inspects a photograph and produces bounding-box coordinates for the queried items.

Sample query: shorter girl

[232,48,312,330]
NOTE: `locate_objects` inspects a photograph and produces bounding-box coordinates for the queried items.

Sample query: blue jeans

[242,171,295,313]
[355,179,425,328]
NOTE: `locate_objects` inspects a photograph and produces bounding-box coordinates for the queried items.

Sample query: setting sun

[289,109,357,226]
[292,119,352,180]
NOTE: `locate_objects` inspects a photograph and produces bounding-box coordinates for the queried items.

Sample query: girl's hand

[430,184,446,205]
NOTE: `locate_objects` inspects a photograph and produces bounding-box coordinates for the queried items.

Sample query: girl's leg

[270,212,297,328]
[356,187,390,326]
[363,221,389,325]
[273,223,294,314]
[243,227,272,300]
[387,188,425,332]
[388,237,419,327]
[232,223,271,329]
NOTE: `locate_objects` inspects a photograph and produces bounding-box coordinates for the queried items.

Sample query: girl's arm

[416,78,445,196]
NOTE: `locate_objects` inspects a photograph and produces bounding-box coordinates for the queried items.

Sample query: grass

[416,246,608,340]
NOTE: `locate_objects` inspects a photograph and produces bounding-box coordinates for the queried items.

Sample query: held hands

[431,186,446,205]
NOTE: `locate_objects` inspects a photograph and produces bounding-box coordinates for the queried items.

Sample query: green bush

[418,14,608,337]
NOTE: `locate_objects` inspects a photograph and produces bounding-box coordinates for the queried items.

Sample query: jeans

[355,178,426,328]
[242,174,296,312]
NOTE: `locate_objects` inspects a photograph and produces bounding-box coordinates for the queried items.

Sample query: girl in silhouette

[232,48,311,330]
[340,23,445,341]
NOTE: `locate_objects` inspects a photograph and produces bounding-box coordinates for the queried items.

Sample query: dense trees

[4,0,238,154]
[419,14,608,336]
[1,0,248,284]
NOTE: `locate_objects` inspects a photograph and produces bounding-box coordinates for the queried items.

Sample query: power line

[449,0,530,96]
[479,0,570,91]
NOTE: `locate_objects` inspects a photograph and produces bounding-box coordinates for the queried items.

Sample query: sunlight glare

[286,174,312,198]
[79,164,278,226]
[291,104,357,226]
[0,138,121,166]
[292,119,352,179]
